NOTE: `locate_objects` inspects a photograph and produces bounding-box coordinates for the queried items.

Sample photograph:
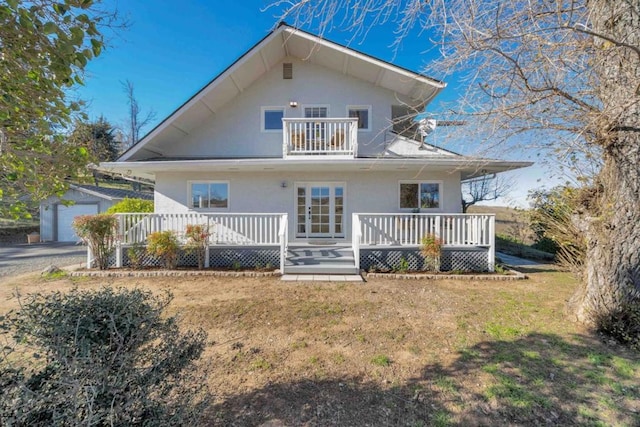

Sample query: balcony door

[296,182,345,239]
[304,106,328,149]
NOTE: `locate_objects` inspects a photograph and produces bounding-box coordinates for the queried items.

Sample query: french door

[296,182,345,238]
[304,106,328,148]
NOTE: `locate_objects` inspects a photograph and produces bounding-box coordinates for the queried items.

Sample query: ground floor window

[399,182,441,210]
[189,181,229,209]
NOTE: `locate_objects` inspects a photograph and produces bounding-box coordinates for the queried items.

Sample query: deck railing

[356,214,495,247]
[282,118,358,157]
[115,213,285,246]
[278,213,288,272]
[352,213,362,271]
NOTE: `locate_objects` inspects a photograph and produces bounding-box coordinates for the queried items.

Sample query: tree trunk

[571,0,640,323]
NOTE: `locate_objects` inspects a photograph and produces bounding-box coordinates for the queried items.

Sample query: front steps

[284,244,359,275]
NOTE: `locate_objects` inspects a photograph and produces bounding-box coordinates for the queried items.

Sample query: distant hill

[468,205,533,243]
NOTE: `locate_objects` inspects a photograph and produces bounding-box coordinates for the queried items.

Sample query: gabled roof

[119,23,446,162]
[69,184,153,201]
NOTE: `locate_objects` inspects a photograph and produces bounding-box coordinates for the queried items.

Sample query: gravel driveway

[0,243,87,278]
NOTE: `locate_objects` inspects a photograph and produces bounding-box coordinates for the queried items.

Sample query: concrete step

[284,245,358,275]
[284,264,360,275]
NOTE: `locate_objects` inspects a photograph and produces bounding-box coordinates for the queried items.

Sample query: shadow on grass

[207,333,639,426]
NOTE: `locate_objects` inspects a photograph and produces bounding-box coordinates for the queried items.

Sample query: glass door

[295,183,345,239]
[304,106,328,150]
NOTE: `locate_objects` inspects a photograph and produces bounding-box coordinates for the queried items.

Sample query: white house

[100,23,531,274]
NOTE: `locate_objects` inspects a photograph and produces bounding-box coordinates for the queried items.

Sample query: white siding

[159,58,415,159]
[154,170,461,240]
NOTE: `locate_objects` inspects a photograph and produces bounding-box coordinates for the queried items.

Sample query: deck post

[352,213,361,271]
[86,245,93,268]
[487,215,495,272]
[115,241,122,268]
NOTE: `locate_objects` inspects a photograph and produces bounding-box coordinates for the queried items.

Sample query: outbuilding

[39,184,153,242]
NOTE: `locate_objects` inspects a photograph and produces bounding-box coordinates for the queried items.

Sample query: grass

[0,267,638,426]
[371,354,392,367]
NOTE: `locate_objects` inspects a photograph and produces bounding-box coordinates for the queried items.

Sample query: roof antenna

[417,118,437,150]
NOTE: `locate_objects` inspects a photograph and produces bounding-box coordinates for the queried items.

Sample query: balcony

[282,118,358,158]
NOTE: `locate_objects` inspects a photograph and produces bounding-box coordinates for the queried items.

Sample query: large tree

[69,116,121,162]
[121,79,156,150]
[461,175,513,213]
[275,0,639,324]
[0,0,115,218]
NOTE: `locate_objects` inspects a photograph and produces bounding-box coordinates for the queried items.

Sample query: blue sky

[76,0,561,207]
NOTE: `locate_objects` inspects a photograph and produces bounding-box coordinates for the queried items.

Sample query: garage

[56,204,99,242]
[40,184,153,242]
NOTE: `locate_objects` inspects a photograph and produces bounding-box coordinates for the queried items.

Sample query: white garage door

[57,204,99,242]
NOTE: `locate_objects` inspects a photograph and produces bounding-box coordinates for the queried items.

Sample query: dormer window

[347,105,371,131]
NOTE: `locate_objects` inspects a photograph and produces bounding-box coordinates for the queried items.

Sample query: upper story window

[262,107,285,132]
[190,181,229,209]
[399,181,441,210]
[347,105,371,131]
[304,106,328,118]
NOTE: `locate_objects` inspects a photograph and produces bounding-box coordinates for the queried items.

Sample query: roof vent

[283,63,293,79]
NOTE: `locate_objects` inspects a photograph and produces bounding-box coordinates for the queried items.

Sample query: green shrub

[72,214,118,270]
[127,242,146,269]
[0,287,209,425]
[395,256,410,273]
[594,300,640,351]
[105,197,153,213]
[147,231,180,269]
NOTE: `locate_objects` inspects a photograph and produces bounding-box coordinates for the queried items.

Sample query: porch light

[289,100,298,108]
[281,181,288,188]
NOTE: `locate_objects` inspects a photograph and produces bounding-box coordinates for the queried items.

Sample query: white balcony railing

[283,118,358,158]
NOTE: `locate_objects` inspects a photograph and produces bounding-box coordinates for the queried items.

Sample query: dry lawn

[1,268,638,426]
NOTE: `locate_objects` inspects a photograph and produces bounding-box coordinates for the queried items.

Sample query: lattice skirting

[107,246,280,269]
[208,247,280,269]
[360,247,490,272]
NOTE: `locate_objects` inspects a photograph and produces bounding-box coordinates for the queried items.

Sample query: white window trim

[346,105,372,131]
[398,180,443,211]
[302,104,330,118]
[188,180,230,211]
[261,106,285,133]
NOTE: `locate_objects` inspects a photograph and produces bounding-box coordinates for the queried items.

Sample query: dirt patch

[1,270,638,426]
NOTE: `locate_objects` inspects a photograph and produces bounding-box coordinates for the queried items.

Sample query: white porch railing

[282,118,358,157]
[355,213,495,271]
[115,213,286,246]
[278,213,288,273]
[356,213,495,247]
[352,213,362,271]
